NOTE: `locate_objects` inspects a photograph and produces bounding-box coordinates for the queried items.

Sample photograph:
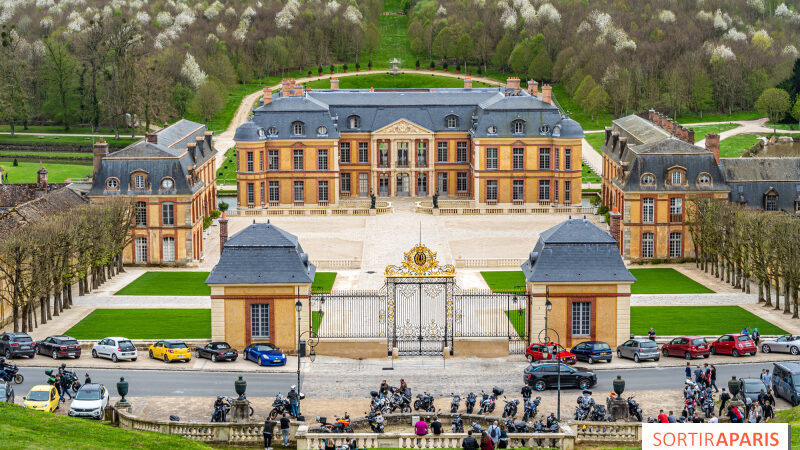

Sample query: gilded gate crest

[384,243,456,277]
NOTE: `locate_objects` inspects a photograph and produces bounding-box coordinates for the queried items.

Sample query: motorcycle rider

[379,380,390,398]
[0,357,8,381]
[287,385,299,418]
[212,396,226,422]
[399,379,409,396]
[546,413,558,429]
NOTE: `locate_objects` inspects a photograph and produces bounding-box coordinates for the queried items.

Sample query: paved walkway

[581,137,603,176]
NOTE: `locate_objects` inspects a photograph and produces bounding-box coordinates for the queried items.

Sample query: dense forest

[2,0,800,134]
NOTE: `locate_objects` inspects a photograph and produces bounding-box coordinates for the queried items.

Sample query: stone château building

[88,120,217,265]
[719,157,800,214]
[233,78,584,207]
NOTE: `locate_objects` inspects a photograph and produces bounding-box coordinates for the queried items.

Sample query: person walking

[685,362,692,380]
[710,365,718,392]
[763,370,772,388]
[462,430,479,450]
[287,386,299,418]
[753,328,760,346]
[59,374,73,400]
[763,400,774,422]
[487,420,500,446]
[719,388,730,415]
[414,418,428,436]
[263,418,277,450]
[648,328,656,342]
[280,413,291,446]
[497,424,508,449]
[480,431,494,450]
[53,374,64,403]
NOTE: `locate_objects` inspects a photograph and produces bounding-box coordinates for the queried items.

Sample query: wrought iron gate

[386,276,456,356]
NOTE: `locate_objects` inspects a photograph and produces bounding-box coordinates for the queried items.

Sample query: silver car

[616,339,660,362]
[761,335,800,355]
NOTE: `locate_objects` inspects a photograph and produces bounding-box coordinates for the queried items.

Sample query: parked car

[525,342,576,364]
[773,362,800,406]
[616,339,660,362]
[37,335,82,359]
[523,362,596,391]
[92,337,138,362]
[69,384,110,420]
[661,336,711,360]
[244,343,287,366]
[739,378,767,404]
[710,334,756,357]
[0,380,14,403]
[148,340,191,363]
[0,332,36,359]
[760,335,800,355]
[570,341,612,364]
[196,342,238,362]
[23,384,59,412]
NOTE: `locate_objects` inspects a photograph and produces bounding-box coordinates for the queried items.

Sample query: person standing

[710,365,718,392]
[480,431,494,450]
[462,430,479,450]
[498,424,508,449]
[685,362,692,380]
[60,374,73,400]
[53,374,63,403]
[287,386,299,418]
[763,370,772,389]
[753,328,760,346]
[719,388,730,415]
[280,413,291,446]
[763,400,774,422]
[487,420,500,446]
[84,373,92,385]
[648,328,656,342]
[263,418,277,450]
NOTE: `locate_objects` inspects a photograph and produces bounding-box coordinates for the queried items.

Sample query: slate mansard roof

[521,219,635,283]
[719,157,800,211]
[206,221,316,285]
[235,87,583,141]
[89,120,217,197]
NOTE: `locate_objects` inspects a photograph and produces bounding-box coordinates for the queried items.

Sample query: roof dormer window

[697,173,711,186]
[133,173,147,190]
[106,178,119,190]
[539,124,550,135]
[267,127,278,136]
[446,115,458,128]
[487,125,497,134]
[348,115,361,129]
[641,173,656,187]
[512,119,525,135]
[292,121,305,136]
[258,128,266,138]
[317,126,328,136]
[671,170,683,185]
[552,125,561,137]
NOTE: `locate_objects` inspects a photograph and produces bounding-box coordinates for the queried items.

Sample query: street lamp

[295,299,302,393]
[544,299,552,342]
[538,327,561,422]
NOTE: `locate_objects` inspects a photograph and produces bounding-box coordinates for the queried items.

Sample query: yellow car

[149,340,191,363]
[24,384,60,412]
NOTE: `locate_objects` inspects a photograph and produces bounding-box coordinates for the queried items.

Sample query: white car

[69,384,109,419]
[91,337,138,362]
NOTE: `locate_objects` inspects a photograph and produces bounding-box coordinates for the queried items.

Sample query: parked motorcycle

[702,395,715,418]
[684,398,697,418]
[470,422,485,434]
[450,393,461,413]
[626,395,642,422]
[451,414,464,433]
[57,364,81,392]
[574,390,594,420]
[504,418,528,433]
[370,391,390,414]
[316,414,353,433]
[367,410,385,433]
[590,403,607,422]
[522,396,541,421]
[0,361,23,384]
[465,392,477,414]
[414,392,435,412]
[501,399,519,418]
[389,389,412,413]
[477,387,503,414]
[269,393,292,419]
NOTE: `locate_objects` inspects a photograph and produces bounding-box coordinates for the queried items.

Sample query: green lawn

[584,132,606,153]
[0,402,212,450]
[216,147,237,184]
[366,0,415,69]
[766,122,800,131]
[551,84,615,131]
[677,110,762,124]
[582,163,601,184]
[631,306,786,336]
[687,123,739,137]
[628,268,714,294]
[66,308,212,340]
[185,82,264,133]
[0,160,92,183]
[0,134,136,147]
[312,272,337,293]
[481,268,712,295]
[312,311,324,335]
[115,272,212,296]
[307,73,491,90]
[504,310,527,339]
[0,151,92,159]
[719,133,761,158]
[0,124,99,134]
[773,406,800,448]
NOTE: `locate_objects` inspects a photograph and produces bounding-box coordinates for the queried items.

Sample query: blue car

[244,343,287,366]
[570,341,613,364]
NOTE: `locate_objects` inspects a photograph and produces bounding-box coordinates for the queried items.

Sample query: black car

[0,333,36,359]
[195,342,238,362]
[524,362,597,391]
[37,335,82,359]
[0,380,14,403]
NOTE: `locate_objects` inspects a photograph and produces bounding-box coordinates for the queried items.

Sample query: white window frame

[669,232,682,258]
[162,202,174,226]
[292,122,304,136]
[446,115,458,128]
[539,148,550,170]
[456,172,468,193]
[641,232,654,258]
[135,237,147,263]
[293,150,304,171]
[538,180,550,202]
[486,148,498,170]
[571,302,591,337]
[349,116,361,129]
[512,180,524,202]
[268,150,279,170]
[318,149,328,171]
[456,142,468,163]
[339,142,350,163]
[642,198,655,223]
[293,181,304,203]
[340,173,351,194]
[358,142,369,163]
[250,304,270,339]
[135,201,147,226]
[437,141,448,163]
[318,181,328,202]
[513,148,524,170]
[512,120,525,134]
[269,181,280,202]
[162,237,175,263]
[671,170,683,185]
[134,174,146,189]
[247,183,255,205]
[486,180,498,201]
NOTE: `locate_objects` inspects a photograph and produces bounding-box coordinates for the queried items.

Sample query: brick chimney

[529,80,539,97]
[187,142,196,163]
[541,84,552,104]
[263,87,272,106]
[281,79,293,97]
[219,212,229,253]
[145,132,158,144]
[464,77,472,89]
[93,140,109,178]
[506,77,520,94]
[330,78,339,89]
[604,126,612,145]
[687,128,695,144]
[37,165,48,190]
[204,131,213,150]
[610,212,621,245]
[705,133,720,163]
[648,109,656,123]
[195,135,205,157]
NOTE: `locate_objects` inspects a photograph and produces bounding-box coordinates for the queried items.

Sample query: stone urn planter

[613,376,625,396]
[235,376,247,400]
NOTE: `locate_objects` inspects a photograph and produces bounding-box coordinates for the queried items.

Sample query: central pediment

[373,119,432,135]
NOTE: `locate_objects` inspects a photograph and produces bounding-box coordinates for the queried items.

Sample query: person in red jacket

[657,409,669,423]
[480,431,494,450]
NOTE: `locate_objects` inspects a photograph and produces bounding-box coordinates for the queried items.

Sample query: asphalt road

[15,367,300,398]
[11,361,777,398]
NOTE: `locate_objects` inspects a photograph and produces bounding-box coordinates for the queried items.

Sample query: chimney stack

[330,78,339,89]
[610,212,621,245]
[219,212,229,253]
[687,128,695,145]
[604,126,612,145]
[619,136,627,153]
[705,133,720,163]
[541,84,552,104]
[611,131,619,150]
[93,140,109,178]
[145,132,158,144]
[464,77,473,89]
[37,165,48,190]
[282,79,294,97]
[204,131,213,150]
[195,135,205,157]
[648,109,656,123]
[263,87,272,106]
[506,77,521,94]
[530,80,539,97]
[187,142,197,163]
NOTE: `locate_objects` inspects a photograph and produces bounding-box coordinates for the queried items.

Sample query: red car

[661,336,711,359]
[710,334,757,357]
[525,342,576,365]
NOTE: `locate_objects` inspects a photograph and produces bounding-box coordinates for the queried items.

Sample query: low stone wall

[451,338,510,357]
[571,420,641,445]
[311,258,361,270]
[227,205,392,216]
[315,339,388,359]
[455,258,527,268]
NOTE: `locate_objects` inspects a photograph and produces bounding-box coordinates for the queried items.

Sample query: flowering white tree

[180,53,206,89]
[658,10,675,23]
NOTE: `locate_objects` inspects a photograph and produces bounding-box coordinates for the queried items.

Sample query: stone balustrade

[415,202,594,216]
[571,421,641,444]
[455,257,528,268]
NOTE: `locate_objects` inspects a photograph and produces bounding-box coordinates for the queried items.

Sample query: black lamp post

[538,327,561,422]
[544,299,552,342]
[295,299,302,392]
